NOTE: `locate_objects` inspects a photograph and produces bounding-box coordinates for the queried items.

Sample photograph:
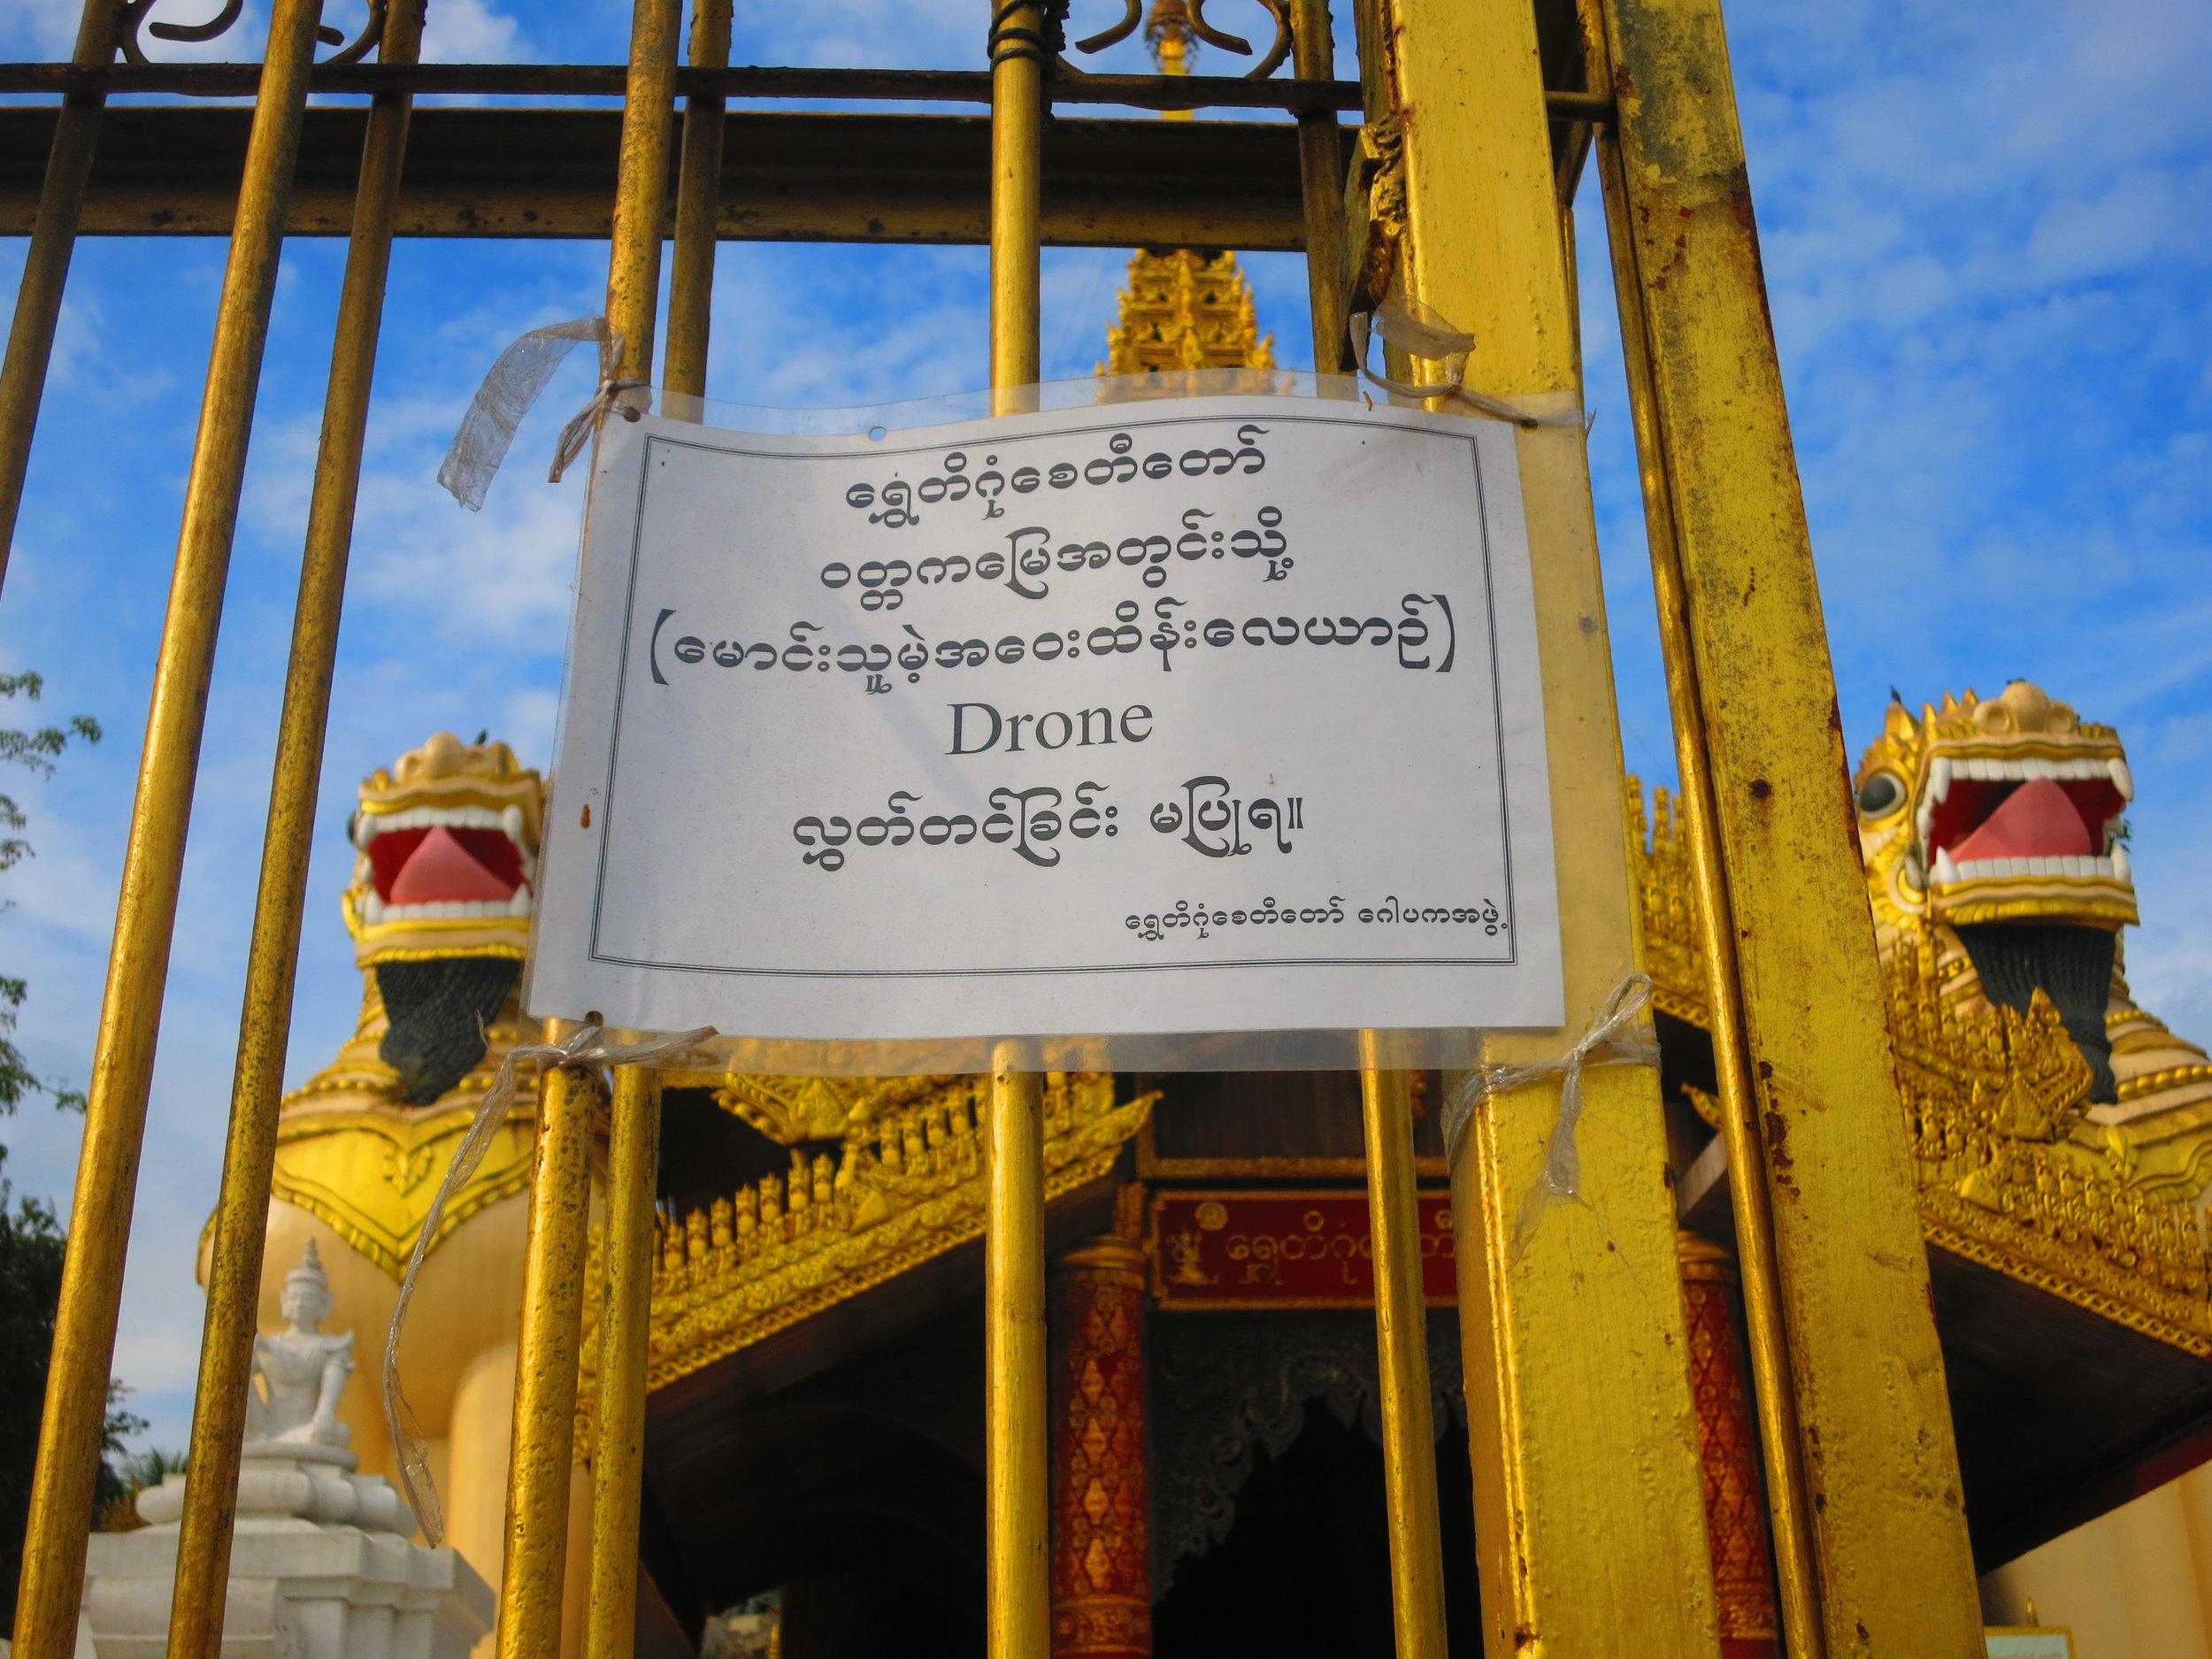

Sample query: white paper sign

[529,396,1562,1051]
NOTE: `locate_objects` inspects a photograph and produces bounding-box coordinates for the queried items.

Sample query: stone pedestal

[83,1445,493,1659]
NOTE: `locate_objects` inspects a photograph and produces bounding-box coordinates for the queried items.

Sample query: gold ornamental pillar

[1678,1234,1780,1658]
[1340,0,1723,1651]
[1594,0,1985,1647]
[1049,1194,1150,1659]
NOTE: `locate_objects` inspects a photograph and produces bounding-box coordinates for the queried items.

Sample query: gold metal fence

[0,0,1992,1653]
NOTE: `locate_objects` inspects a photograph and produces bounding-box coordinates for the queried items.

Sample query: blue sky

[0,0,2207,1452]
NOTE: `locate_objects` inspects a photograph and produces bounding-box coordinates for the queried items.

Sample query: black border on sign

[586,408,1526,980]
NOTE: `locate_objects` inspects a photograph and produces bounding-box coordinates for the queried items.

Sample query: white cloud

[0,0,93,59]
[419,0,526,63]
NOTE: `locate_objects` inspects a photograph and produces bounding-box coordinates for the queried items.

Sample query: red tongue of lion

[1951,777,2093,863]
[388,824,517,904]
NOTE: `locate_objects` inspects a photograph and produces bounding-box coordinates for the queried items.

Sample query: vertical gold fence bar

[984,6,1051,1654]
[497,1056,598,1659]
[165,6,430,1655]
[664,0,733,401]
[987,0,1045,410]
[1590,119,1825,1659]
[1357,1034,1449,1659]
[496,3,682,1653]
[607,0,685,393]
[1289,0,1345,372]
[9,4,327,1654]
[584,1066,664,1659]
[986,1046,1051,1659]
[0,0,118,594]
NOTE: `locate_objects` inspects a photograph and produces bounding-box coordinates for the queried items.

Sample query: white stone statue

[245,1240,356,1449]
[85,1240,490,1659]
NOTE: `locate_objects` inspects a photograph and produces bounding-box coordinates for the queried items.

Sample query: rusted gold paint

[1356,0,1722,1651]
[584,1068,662,1659]
[987,1046,1052,1659]
[1594,122,1826,1659]
[662,0,731,400]
[607,0,685,389]
[1290,0,1345,369]
[1598,0,1985,1649]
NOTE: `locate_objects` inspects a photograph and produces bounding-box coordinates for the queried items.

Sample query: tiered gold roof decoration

[1101,249,1276,377]
[1631,680,2212,1356]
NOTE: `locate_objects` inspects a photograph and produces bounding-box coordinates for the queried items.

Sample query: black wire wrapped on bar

[989,0,1072,121]
[987,0,1069,69]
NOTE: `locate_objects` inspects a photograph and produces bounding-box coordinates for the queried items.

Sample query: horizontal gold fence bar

[0,62,1610,120]
[0,106,1342,248]
[0,62,1362,109]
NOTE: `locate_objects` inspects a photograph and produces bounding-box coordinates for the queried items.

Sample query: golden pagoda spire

[1146,0,1196,114]
[1097,0,1275,378]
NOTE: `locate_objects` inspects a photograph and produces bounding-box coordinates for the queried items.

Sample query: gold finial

[1145,0,1194,81]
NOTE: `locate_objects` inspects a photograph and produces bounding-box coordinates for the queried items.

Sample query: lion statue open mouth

[1852,678,2212,1116]
[341,732,543,1104]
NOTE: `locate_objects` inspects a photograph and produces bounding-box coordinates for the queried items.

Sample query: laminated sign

[530,396,1562,1048]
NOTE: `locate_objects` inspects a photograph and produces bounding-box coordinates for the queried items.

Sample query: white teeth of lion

[1929,757,1953,803]
[1933,848,1960,885]
[361,891,384,925]
[1948,854,2129,881]
[2111,759,2134,801]
[2114,843,2133,882]
[508,889,533,918]
[502,804,525,842]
